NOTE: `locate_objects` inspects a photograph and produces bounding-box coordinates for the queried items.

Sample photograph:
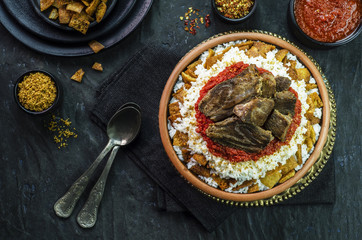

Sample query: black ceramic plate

[0,0,153,56]
[2,0,136,44]
[30,0,117,31]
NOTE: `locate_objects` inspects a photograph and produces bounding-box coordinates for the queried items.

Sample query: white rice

[168,41,322,193]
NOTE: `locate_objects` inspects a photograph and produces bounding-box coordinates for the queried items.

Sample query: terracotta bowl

[159,32,330,202]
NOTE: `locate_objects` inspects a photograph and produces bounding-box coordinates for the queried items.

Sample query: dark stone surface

[0,0,361,239]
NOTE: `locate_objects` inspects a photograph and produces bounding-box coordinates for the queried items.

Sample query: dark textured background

[0,0,361,239]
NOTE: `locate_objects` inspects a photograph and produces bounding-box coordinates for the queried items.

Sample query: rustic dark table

[0,0,361,239]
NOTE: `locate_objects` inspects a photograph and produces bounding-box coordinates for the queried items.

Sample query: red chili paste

[195,62,302,163]
[294,0,361,43]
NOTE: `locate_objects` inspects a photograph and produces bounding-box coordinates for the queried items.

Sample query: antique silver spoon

[54,103,141,227]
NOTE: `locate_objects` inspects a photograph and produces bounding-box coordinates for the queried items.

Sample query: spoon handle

[53,140,114,218]
[77,145,120,228]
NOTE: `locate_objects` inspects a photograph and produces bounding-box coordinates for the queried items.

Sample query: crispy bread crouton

[279,170,295,184]
[92,62,103,71]
[275,49,289,62]
[173,131,188,147]
[246,41,276,58]
[190,165,211,177]
[181,72,196,85]
[247,184,259,193]
[88,40,105,53]
[58,6,73,24]
[96,2,107,22]
[260,169,282,189]
[68,14,90,34]
[66,2,85,13]
[232,180,255,191]
[49,8,59,20]
[172,87,186,103]
[279,156,298,175]
[296,68,311,82]
[71,68,85,82]
[192,154,207,166]
[309,92,323,108]
[41,0,55,11]
[85,0,101,16]
[168,102,180,115]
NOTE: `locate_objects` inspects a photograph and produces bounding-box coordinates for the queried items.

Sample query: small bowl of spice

[14,70,61,115]
[212,0,257,23]
[289,0,362,48]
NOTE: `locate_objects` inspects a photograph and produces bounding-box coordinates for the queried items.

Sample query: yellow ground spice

[47,114,78,149]
[17,72,57,112]
[215,0,254,19]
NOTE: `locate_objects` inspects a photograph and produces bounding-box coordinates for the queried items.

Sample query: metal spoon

[53,103,141,224]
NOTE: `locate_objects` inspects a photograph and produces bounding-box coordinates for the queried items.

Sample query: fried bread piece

[88,40,105,53]
[92,62,103,71]
[232,180,255,191]
[173,131,188,147]
[41,0,55,11]
[247,184,259,193]
[246,41,276,58]
[49,8,59,20]
[168,102,180,115]
[275,49,289,62]
[58,6,73,24]
[296,68,311,83]
[279,170,295,184]
[68,13,90,34]
[85,0,101,16]
[71,68,85,82]
[190,165,211,177]
[192,154,207,166]
[260,169,282,189]
[96,2,107,22]
[279,156,298,175]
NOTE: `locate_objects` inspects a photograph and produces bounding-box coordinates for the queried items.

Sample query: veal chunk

[275,76,291,92]
[233,98,275,126]
[274,91,296,116]
[265,110,292,141]
[206,117,273,153]
[198,65,262,121]
[260,72,276,98]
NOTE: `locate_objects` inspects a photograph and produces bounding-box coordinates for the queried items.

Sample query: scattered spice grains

[180,7,211,35]
[17,72,57,112]
[47,114,78,149]
[215,0,254,19]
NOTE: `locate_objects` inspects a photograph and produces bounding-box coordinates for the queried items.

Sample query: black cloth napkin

[90,44,335,232]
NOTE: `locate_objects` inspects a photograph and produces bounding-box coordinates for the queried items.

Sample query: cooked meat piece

[198,64,262,121]
[260,72,276,98]
[274,91,296,116]
[275,76,291,92]
[233,98,275,126]
[264,110,292,141]
[206,117,273,153]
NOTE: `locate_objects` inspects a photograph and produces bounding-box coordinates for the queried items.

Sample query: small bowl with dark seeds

[212,0,257,23]
[14,70,62,115]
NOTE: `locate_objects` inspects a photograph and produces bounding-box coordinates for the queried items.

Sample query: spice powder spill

[47,114,78,149]
[180,7,211,35]
[17,72,57,112]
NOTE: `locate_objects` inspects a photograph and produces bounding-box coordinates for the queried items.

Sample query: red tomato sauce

[195,62,302,163]
[294,0,361,43]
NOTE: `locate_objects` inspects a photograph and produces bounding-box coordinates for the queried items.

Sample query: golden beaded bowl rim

[14,70,61,115]
[159,31,332,203]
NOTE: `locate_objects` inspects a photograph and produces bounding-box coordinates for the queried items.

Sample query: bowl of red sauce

[288,0,362,47]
